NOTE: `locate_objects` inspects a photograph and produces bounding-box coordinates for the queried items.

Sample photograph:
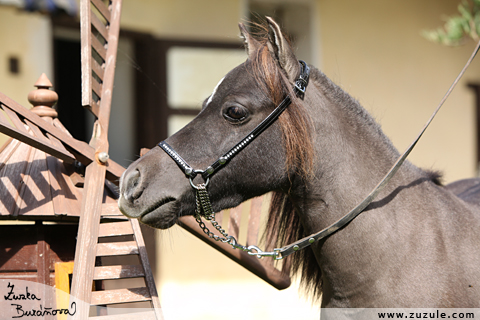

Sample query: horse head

[118,18,312,230]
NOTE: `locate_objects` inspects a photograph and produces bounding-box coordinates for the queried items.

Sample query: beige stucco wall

[121,0,246,41]
[318,0,480,183]
[0,6,53,147]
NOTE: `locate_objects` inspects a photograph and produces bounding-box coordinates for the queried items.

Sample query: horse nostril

[124,169,143,201]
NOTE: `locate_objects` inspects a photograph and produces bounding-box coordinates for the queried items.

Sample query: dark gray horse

[118,18,480,308]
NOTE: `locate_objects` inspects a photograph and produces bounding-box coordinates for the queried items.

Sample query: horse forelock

[245,27,321,301]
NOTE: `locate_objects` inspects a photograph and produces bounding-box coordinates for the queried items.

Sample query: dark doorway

[53,38,89,142]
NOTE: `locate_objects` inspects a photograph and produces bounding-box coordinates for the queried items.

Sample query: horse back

[445,178,480,207]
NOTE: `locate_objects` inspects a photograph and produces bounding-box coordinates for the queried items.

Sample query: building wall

[318,0,480,183]
[120,0,245,41]
[0,6,53,146]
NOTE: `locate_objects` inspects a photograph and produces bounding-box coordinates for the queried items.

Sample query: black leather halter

[159,60,310,184]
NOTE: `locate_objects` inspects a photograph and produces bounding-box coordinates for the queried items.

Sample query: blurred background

[0,0,479,319]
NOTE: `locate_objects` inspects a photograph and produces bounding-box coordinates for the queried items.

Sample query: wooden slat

[93,265,145,280]
[90,10,108,40]
[2,105,28,133]
[247,196,263,246]
[92,59,105,81]
[89,311,157,320]
[24,119,50,144]
[81,0,93,107]
[228,205,242,239]
[0,142,31,215]
[91,77,103,99]
[0,107,13,128]
[91,35,107,61]
[91,0,111,22]
[90,287,151,306]
[46,154,82,216]
[98,221,134,237]
[96,241,139,256]
[0,137,20,169]
[16,148,55,216]
[131,219,163,315]
[102,202,122,216]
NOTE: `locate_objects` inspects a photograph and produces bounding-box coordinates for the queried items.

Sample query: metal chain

[192,183,282,259]
[194,183,240,245]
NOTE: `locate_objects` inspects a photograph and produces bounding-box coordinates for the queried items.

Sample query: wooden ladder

[88,210,163,319]
[69,0,163,318]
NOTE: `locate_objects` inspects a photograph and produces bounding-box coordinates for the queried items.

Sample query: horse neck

[294,70,422,224]
[291,70,433,305]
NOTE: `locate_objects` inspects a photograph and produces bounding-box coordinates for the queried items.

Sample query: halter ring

[189,170,210,189]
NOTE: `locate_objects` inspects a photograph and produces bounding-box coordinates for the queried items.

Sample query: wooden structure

[0,0,291,319]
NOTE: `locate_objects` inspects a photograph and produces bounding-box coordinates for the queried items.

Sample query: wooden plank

[91,35,107,61]
[91,76,103,99]
[228,204,242,239]
[0,142,33,215]
[91,10,108,40]
[93,265,144,280]
[102,202,122,216]
[98,221,133,237]
[247,196,264,246]
[89,311,158,320]
[91,0,111,22]
[46,154,82,216]
[69,161,107,320]
[90,287,151,306]
[131,219,163,316]
[96,241,139,256]
[24,119,50,144]
[0,106,11,126]
[81,0,93,107]
[178,215,291,290]
[92,58,105,81]
[16,148,56,216]
[0,138,20,171]
[2,105,28,133]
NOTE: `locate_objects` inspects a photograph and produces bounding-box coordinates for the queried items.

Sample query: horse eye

[224,105,249,122]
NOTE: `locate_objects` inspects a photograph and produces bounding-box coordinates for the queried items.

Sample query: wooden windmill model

[0,0,292,319]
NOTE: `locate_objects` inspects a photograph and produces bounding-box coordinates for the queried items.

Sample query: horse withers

[118,17,480,308]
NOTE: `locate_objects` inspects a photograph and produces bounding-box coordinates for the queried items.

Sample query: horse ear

[239,23,261,57]
[266,17,300,82]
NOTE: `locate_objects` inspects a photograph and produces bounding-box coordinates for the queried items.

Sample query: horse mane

[246,22,322,301]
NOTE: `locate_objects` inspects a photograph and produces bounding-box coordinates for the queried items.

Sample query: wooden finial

[28,73,58,118]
